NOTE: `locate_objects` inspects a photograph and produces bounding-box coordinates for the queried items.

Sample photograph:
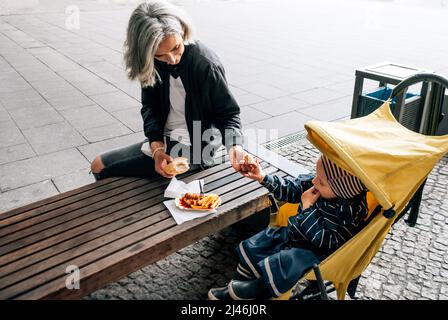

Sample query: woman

[90,0,247,180]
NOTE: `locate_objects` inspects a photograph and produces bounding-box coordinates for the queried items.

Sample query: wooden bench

[0,145,308,300]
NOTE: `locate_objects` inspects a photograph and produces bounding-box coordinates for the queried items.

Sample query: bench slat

[2,170,286,299]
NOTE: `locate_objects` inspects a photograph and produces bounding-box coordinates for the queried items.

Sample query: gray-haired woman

[90,0,247,180]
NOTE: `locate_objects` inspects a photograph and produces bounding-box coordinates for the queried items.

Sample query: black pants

[93,137,203,180]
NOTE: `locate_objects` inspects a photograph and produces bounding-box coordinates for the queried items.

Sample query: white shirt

[163,76,191,146]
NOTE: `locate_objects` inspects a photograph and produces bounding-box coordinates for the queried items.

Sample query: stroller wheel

[290,279,335,300]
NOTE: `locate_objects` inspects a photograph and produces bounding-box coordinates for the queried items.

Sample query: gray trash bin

[358,86,423,132]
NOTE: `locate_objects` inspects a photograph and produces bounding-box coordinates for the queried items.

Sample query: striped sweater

[261,173,368,255]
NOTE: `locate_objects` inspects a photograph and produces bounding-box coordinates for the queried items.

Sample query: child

[208,154,369,300]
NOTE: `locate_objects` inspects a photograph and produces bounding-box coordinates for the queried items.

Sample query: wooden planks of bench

[0,160,288,300]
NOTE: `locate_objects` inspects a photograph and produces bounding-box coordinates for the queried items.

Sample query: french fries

[179,193,221,210]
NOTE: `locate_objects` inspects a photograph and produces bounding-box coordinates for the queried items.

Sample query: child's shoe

[227,278,272,300]
[208,286,231,300]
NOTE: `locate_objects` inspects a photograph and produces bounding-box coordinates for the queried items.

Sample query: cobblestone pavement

[86,138,448,300]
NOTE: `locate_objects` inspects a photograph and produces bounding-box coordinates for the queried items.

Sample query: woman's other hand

[154,151,174,178]
[301,187,320,210]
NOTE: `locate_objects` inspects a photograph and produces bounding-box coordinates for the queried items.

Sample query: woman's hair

[124,1,193,87]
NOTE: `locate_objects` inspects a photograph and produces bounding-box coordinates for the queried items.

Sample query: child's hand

[240,157,265,183]
[301,187,320,210]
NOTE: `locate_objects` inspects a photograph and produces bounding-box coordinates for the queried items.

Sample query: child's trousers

[235,226,324,297]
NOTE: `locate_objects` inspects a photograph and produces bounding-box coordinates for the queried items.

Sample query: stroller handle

[390,72,448,99]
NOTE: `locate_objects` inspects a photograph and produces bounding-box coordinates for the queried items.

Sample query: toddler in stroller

[208,154,368,300]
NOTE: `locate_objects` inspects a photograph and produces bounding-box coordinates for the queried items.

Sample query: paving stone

[44,90,94,111]
[77,131,144,162]
[228,85,248,97]
[261,75,316,95]
[9,105,64,130]
[291,87,347,105]
[239,106,270,126]
[22,122,87,155]
[324,80,356,95]
[0,179,58,212]
[199,249,215,259]
[126,283,148,299]
[56,69,117,96]
[89,91,140,112]
[239,82,289,100]
[298,100,350,121]
[254,112,314,143]
[87,290,115,300]
[382,290,399,300]
[51,168,95,193]
[235,93,266,107]
[428,252,444,263]
[18,68,62,82]
[113,81,141,101]
[60,104,118,131]
[421,287,438,300]
[406,282,422,294]
[0,88,48,110]
[111,106,142,132]
[30,79,75,96]
[251,96,310,116]
[0,120,26,148]
[0,142,35,165]
[104,283,133,300]
[0,76,31,93]
[28,47,81,72]
[185,261,202,274]
[0,105,11,122]
[0,148,89,191]
[81,122,133,143]
[65,77,117,97]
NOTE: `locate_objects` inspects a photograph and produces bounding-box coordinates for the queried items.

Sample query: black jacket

[140,41,243,165]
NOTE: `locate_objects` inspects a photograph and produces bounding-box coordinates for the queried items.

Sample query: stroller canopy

[306,100,448,216]
[303,100,448,299]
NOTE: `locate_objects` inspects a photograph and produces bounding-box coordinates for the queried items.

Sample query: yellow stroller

[271,73,448,300]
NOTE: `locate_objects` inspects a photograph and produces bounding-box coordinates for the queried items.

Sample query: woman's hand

[151,141,173,178]
[301,187,320,210]
[229,145,246,172]
[240,158,266,183]
[154,151,174,178]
